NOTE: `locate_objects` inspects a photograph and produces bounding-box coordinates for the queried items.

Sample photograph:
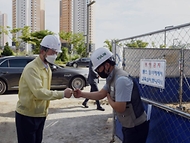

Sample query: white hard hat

[40,35,62,53]
[90,47,113,70]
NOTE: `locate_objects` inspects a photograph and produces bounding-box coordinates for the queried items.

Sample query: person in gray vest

[73,47,149,143]
[82,60,105,111]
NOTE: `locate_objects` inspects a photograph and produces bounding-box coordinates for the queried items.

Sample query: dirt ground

[0,88,121,143]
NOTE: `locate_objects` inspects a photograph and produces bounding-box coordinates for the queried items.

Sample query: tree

[0,26,28,55]
[9,27,23,54]
[72,33,86,57]
[59,31,86,58]
[103,39,123,51]
[57,47,69,63]
[27,30,54,54]
[159,44,166,48]
[59,31,72,54]
[1,42,13,56]
[125,40,148,48]
[0,25,55,55]
[104,39,112,51]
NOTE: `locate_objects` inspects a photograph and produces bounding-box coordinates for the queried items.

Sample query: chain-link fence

[112,23,190,143]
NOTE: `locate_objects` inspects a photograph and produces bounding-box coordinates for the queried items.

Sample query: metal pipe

[164,26,174,46]
[142,97,190,119]
[117,22,190,42]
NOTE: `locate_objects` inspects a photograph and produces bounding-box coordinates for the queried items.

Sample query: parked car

[66,57,90,68]
[0,56,89,95]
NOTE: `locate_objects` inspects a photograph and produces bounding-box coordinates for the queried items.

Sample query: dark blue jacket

[87,61,99,85]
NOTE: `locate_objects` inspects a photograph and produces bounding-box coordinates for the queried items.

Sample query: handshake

[64,88,82,98]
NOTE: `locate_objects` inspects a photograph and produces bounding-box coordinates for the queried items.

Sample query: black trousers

[15,111,46,143]
[122,120,149,143]
[83,83,101,108]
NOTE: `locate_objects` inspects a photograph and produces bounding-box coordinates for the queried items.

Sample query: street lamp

[86,0,95,57]
[164,25,174,46]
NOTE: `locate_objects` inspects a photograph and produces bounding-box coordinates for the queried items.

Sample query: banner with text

[140,59,166,89]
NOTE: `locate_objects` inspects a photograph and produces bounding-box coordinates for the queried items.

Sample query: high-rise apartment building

[12,0,45,31]
[73,0,86,34]
[0,11,8,47]
[12,0,45,52]
[59,0,95,53]
[60,0,72,33]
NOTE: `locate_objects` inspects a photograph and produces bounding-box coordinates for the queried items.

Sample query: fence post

[109,40,117,143]
[178,48,184,110]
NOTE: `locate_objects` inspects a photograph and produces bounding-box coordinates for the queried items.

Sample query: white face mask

[45,54,57,64]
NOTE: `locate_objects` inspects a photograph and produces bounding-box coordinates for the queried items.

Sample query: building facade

[60,0,72,33]
[12,0,45,53]
[0,11,8,47]
[59,0,95,53]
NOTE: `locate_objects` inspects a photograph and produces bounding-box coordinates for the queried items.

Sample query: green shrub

[1,42,14,56]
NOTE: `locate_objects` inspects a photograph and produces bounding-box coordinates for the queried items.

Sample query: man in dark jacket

[82,60,105,111]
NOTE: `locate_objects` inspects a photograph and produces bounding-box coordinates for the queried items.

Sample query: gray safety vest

[108,67,147,128]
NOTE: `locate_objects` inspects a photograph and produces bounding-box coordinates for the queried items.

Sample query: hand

[73,88,82,98]
[107,93,111,101]
[64,88,73,98]
[107,93,114,102]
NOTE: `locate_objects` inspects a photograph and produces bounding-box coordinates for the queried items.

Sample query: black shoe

[97,107,105,111]
[82,102,88,108]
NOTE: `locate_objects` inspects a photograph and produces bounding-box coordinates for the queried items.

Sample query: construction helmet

[40,35,62,53]
[90,47,114,70]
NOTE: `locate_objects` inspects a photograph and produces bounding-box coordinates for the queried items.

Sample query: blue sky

[1,0,190,48]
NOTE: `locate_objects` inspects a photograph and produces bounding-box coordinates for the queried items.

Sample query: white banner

[140,59,166,89]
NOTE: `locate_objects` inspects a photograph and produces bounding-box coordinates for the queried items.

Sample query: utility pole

[86,0,95,57]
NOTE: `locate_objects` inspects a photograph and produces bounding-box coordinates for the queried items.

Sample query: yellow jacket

[16,56,64,117]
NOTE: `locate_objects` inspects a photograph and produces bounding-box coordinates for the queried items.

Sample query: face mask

[97,66,109,78]
[45,54,57,64]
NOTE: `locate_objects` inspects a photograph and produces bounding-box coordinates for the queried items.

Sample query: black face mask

[97,66,109,78]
